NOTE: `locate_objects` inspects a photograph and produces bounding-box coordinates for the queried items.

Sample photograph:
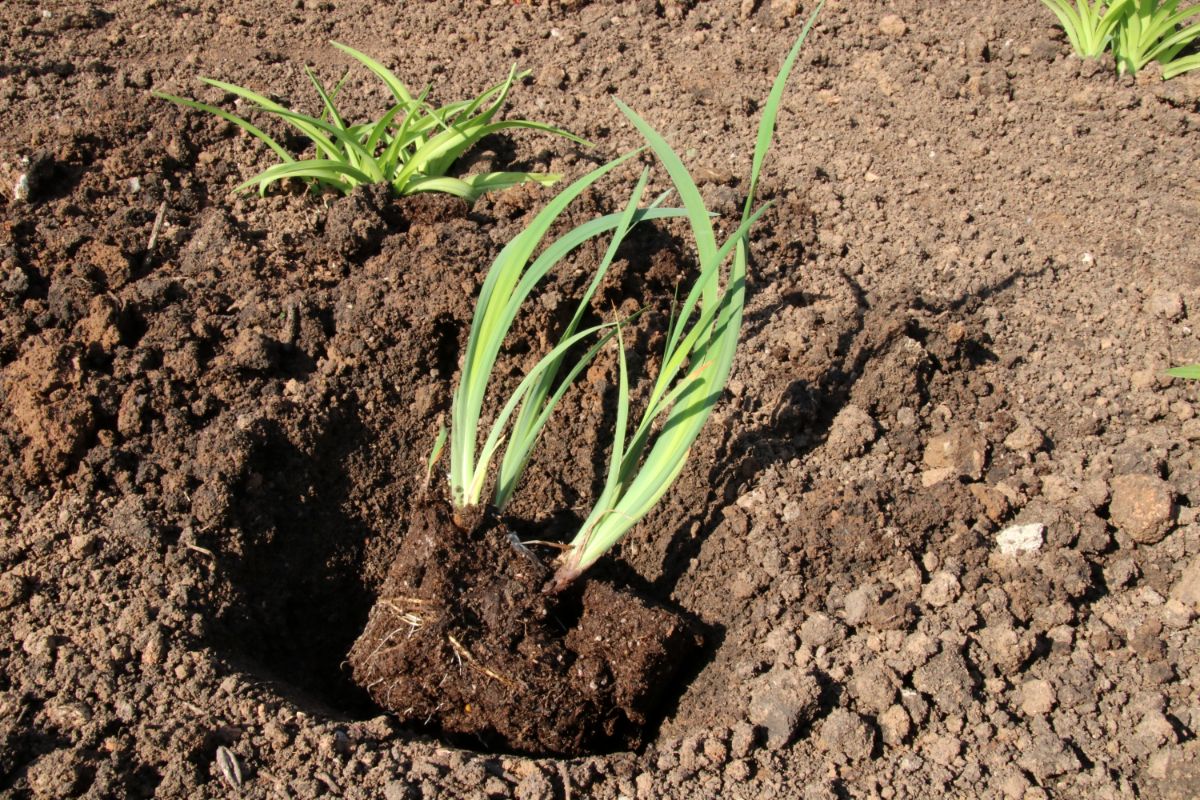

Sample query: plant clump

[346,5,824,755]
[1039,0,1200,78]
[154,43,588,200]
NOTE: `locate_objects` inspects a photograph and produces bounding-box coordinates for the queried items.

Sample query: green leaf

[425,425,448,486]
[493,170,657,509]
[159,46,587,202]
[449,149,643,506]
[1167,364,1200,379]
[198,78,346,162]
[552,2,823,588]
[397,119,587,187]
[329,41,415,105]
[151,92,295,165]
[235,159,373,194]
[1164,49,1200,76]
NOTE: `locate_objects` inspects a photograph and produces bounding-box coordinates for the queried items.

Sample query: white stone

[996,523,1045,555]
[12,173,29,202]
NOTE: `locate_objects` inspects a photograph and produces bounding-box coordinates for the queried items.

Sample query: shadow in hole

[936,266,1044,314]
[210,410,378,717]
[0,725,78,796]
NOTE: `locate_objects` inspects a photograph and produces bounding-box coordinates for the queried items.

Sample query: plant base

[346,501,700,755]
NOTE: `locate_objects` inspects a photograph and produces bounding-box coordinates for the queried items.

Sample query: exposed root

[447,634,517,689]
[361,596,433,669]
[546,564,582,595]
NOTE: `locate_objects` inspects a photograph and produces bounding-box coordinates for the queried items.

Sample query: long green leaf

[449,149,643,506]
[493,170,656,509]
[1164,49,1200,76]
[471,322,624,503]
[397,119,588,187]
[551,2,822,588]
[151,92,295,164]
[1168,364,1200,379]
[235,159,373,194]
[198,78,346,163]
[329,41,415,105]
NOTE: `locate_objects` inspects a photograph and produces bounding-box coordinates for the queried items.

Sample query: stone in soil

[923,427,988,481]
[1171,556,1200,609]
[747,666,821,751]
[995,523,1045,556]
[1108,474,1176,544]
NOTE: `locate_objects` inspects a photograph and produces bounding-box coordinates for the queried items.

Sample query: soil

[2,0,1200,798]
[347,501,699,756]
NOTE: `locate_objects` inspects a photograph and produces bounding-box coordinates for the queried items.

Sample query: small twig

[146,201,167,252]
[184,542,214,558]
[519,539,570,551]
[447,634,516,688]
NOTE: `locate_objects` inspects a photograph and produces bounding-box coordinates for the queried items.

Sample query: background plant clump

[1039,0,1200,77]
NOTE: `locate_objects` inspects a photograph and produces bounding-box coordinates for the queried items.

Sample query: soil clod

[347,501,700,755]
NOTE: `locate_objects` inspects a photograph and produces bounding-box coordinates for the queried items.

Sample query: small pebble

[879,13,908,36]
[996,523,1045,555]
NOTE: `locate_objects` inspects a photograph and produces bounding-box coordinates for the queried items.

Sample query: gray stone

[911,649,976,712]
[922,571,961,607]
[1020,679,1056,716]
[879,13,908,36]
[825,405,879,459]
[1170,556,1200,609]
[799,612,846,649]
[1018,730,1080,782]
[923,428,987,480]
[879,704,912,745]
[748,667,821,750]
[1148,291,1185,320]
[817,708,875,763]
[849,661,899,715]
[384,780,419,800]
[1003,420,1047,455]
[996,523,1044,556]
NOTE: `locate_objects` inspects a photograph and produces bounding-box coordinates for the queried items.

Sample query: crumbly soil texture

[347,501,700,756]
[3,1,1200,798]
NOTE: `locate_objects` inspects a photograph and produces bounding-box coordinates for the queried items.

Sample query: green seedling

[1039,0,1200,77]
[1167,364,1200,379]
[447,150,692,511]
[548,4,822,590]
[1113,0,1200,77]
[438,5,819,591]
[154,43,588,200]
[431,2,820,589]
[1039,0,1133,57]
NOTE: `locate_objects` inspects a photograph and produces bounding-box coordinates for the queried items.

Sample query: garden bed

[2,0,1200,797]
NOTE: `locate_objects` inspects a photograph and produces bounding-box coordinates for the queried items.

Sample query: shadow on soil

[209,410,379,717]
[650,264,1042,595]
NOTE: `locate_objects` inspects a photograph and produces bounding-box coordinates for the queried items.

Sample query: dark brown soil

[348,501,699,756]
[3,1,1200,798]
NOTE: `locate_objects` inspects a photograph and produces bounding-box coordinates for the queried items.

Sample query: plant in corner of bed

[346,5,823,756]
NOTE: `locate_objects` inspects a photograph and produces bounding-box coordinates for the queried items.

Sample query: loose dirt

[2,0,1200,798]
